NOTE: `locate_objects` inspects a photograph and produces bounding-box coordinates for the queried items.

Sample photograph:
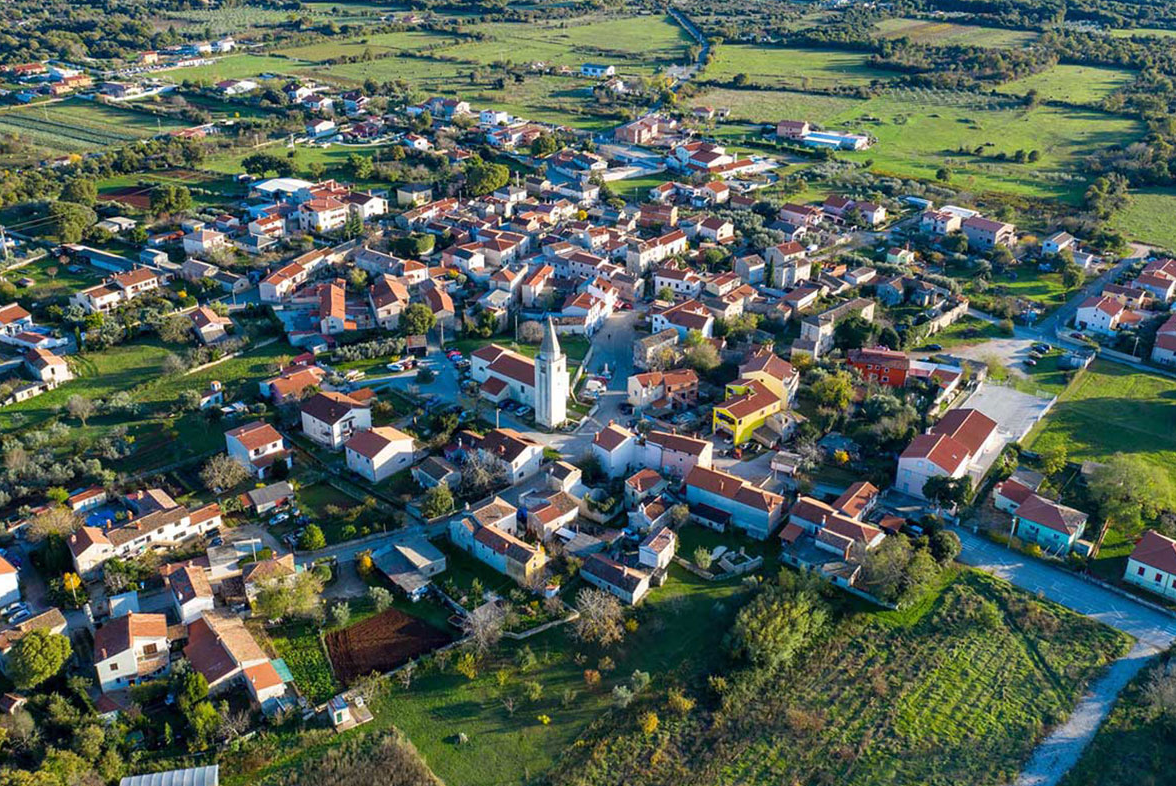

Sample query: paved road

[955,527,1176,786]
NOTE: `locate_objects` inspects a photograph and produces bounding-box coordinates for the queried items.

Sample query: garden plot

[325,608,453,685]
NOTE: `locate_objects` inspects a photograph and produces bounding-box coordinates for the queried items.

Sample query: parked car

[269,512,289,525]
[1024,358,1037,367]
[924,343,943,351]
[1,601,25,618]
[208,536,224,547]
[516,405,532,417]
[8,608,31,624]
[455,359,471,370]
[500,400,518,412]
[1033,343,1052,353]
[619,402,634,415]
[386,362,404,372]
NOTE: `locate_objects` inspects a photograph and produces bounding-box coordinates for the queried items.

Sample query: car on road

[455,359,471,370]
[386,362,405,373]
[619,402,634,415]
[923,343,943,351]
[1,601,25,618]
[208,536,224,547]
[1070,331,1086,340]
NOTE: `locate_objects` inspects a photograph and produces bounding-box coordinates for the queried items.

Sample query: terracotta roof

[184,610,267,685]
[931,408,997,457]
[0,303,30,324]
[300,391,368,425]
[626,468,665,492]
[242,553,296,585]
[93,613,167,661]
[789,496,835,526]
[593,423,634,452]
[1130,530,1176,575]
[244,661,284,692]
[645,430,709,457]
[1016,494,1088,535]
[832,481,878,519]
[472,523,539,565]
[226,421,283,451]
[994,478,1035,507]
[168,564,212,604]
[901,432,970,475]
[68,525,111,557]
[345,426,414,459]
[0,555,15,575]
[685,465,783,513]
[480,428,540,463]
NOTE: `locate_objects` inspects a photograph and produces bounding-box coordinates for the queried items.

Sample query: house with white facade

[92,613,169,692]
[225,421,291,479]
[300,391,372,450]
[344,426,415,482]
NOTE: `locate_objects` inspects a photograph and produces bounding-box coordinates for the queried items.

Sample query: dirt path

[1014,641,1156,786]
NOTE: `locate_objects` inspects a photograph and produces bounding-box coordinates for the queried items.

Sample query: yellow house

[712,379,782,445]
[737,347,798,403]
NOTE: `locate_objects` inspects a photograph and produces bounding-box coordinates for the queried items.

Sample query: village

[1,7,1176,785]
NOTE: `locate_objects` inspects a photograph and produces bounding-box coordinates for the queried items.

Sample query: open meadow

[994,64,1137,104]
[706,44,894,89]
[872,17,1039,47]
[1111,187,1176,250]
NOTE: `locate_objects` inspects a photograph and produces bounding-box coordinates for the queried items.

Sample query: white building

[225,421,290,479]
[93,613,169,692]
[167,565,214,626]
[0,556,18,608]
[1125,530,1176,601]
[895,408,998,499]
[300,391,372,450]
[344,426,415,482]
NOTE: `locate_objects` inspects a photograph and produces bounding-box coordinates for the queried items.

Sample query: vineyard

[0,101,183,153]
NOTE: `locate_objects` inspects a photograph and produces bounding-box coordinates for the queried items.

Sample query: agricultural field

[1060,654,1175,786]
[261,617,340,705]
[1111,187,1176,250]
[1106,27,1176,38]
[705,44,895,89]
[155,54,309,84]
[0,100,185,156]
[325,608,453,685]
[1026,360,1176,490]
[995,64,1137,104]
[872,17,1039,47]
[454,76,621,131]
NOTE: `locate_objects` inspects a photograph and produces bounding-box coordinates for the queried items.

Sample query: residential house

[92,613,169,692]
[684,465,785,540]
[592,423,637,478]
[24,348,71,384]
[225,421,290,479]
[300,391,372,450]
[68,498,222,577]
[1075,295,1124,335]
[895,408,998,499]
[641,430,713,477]
[0,557,18,608]
[581,554,650,604]
[626,369,699,411]
[412,456,461,490]
[1012,495,1088,554]
[961,216,1016,249]
[448,499,546,585]
[185,610,288,711]
[167,565,214,625]
[478,428,544,483]
[1125,530,1176,601]
[190,306,232,345]
[344,426,415,482]
[241,481,294,516]
[638,526,676,571]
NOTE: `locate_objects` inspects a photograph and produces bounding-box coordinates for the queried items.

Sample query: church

[470,318,569,428]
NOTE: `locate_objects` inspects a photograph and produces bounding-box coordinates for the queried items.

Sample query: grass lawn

[1026,360,1176,489]
[994,64,1137,104]
[0,99,186,160]
[706,44,894,89]
[5,255,102,303]
[675,522,778,564]
[973,265,1073,314]
[920,315,1007,348]
[608,171,677,200]
[1060,653,1175,786]
[872,17,1039,47]
[689,87,865,126]
[226,565,751,786]
[1112,187,1176,251]
[454,76,622,131]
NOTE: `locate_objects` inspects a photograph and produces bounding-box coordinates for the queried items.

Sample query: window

[1157,573,1163,583]
[110,663,118,672]
[143,642,158,655]
[1139,566,1146,576]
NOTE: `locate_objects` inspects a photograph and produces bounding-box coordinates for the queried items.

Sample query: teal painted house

[1013,494,1088,554]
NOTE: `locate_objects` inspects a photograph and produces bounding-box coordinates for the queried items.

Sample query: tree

[638,710,659,736]
[922,475,970,510]
[461,602,506,653]
[572,588,625,646]
[1146,666,1176,728]
[833,314,876,350]
[158,314,193,344]
[455,651,478,680]
[1062,262,1083,291]
[349,153,374,179]
[341,211,364,240]
[463,155,510,196]
[199,453,249,494]
[420,483,454,519]
[253,571,324,621]
[684,341,720,373]
[401,303,437,336]
[162,353,187,376]
[299,524,327,551]
[49,202,96,243]
[61,177,98,206]
[811,372,853,410]
[930,530,962,564]
[656,285,675,302]
[732,72,749,86]
[726,582,828,670]
[693,546,712,570]
[8,629,71,689]
[149,184,192,215]
[530,134,559,157]
[1039,443,1069,476]
[331,602,351,628]
[670,503,690,528]
[367,586,394,613]
[1088,453,1176,535]
[26,506,80,543]
[518,320,544,343]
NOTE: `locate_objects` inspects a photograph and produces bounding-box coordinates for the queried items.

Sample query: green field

[0,100,185,155]
[706,44,894,89]
[995,64,1137,104]
[156,54,308,84]
[455,76,620,130]
[1107,27,1176,38]
[872,17,1038,47]
[835,96,1144,202]
[1112,188,1176,250]
[1026,360,1176,489]
[690,87,865,125]
[275,29,458,62]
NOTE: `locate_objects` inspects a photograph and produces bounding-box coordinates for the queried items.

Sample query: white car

[386,362,404,372]
[269,512,290,525]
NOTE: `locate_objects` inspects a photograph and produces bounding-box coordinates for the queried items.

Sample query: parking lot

[961,381,1055,483]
